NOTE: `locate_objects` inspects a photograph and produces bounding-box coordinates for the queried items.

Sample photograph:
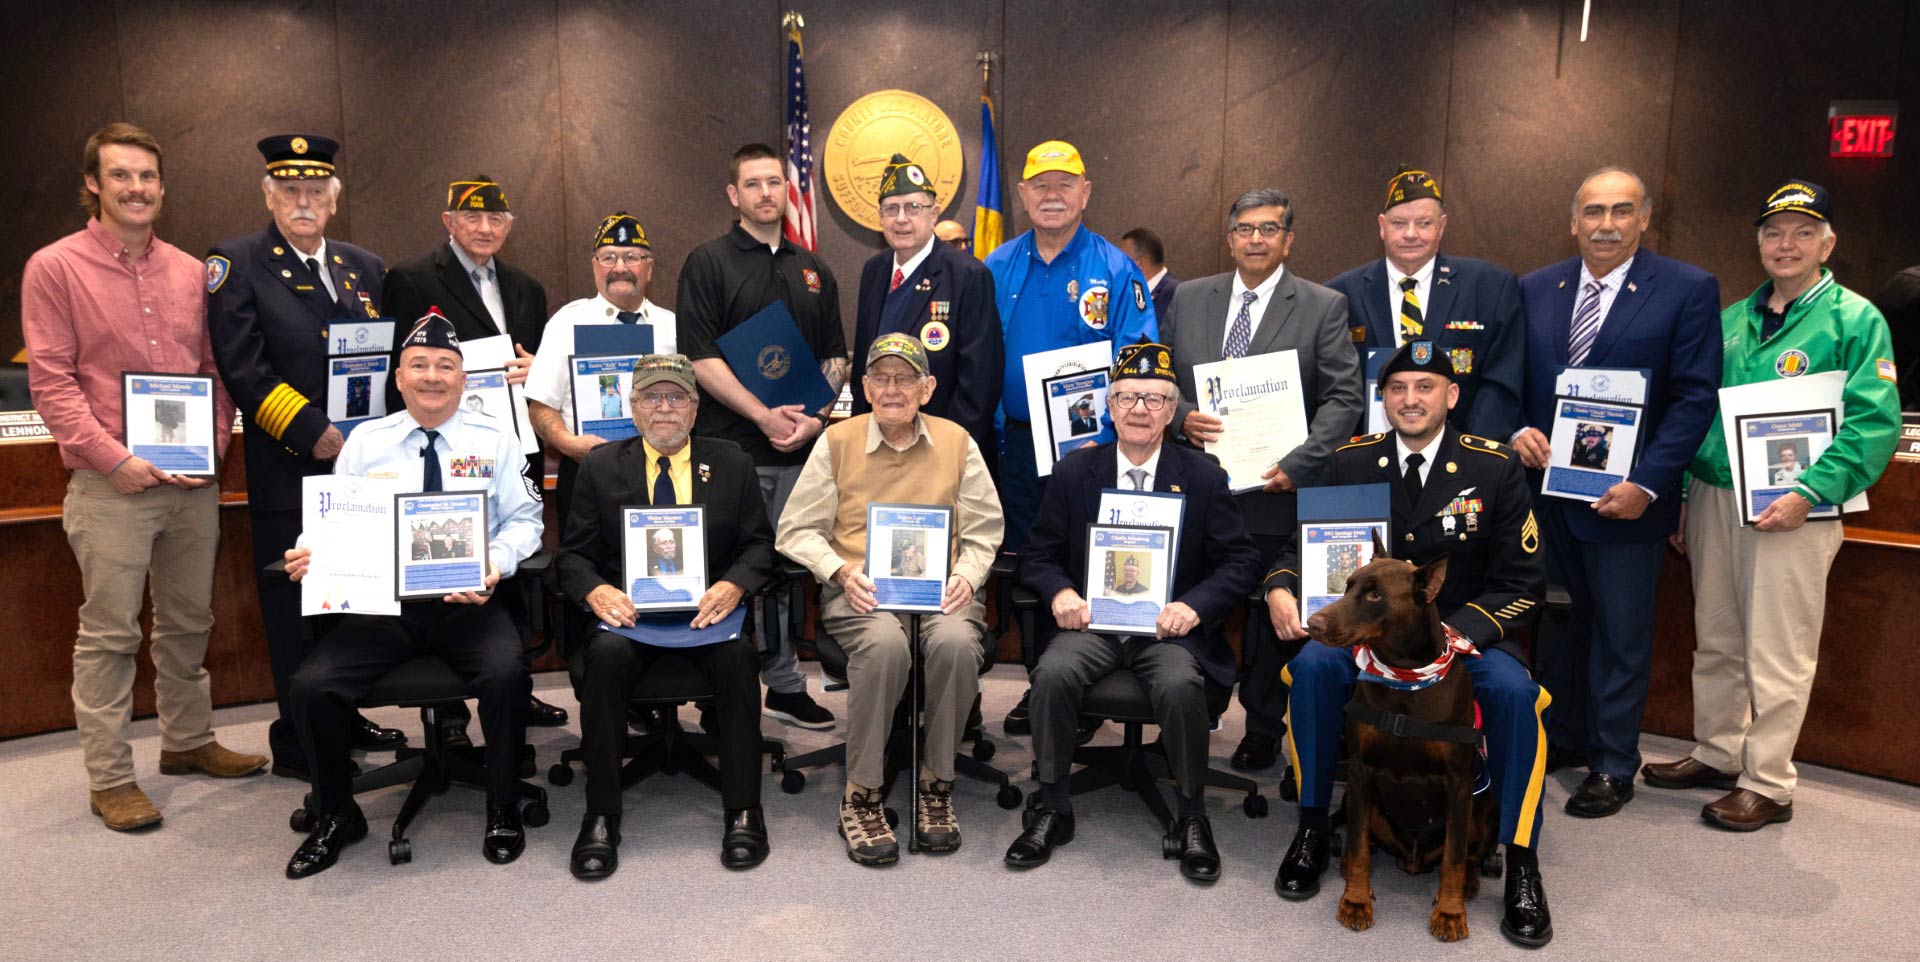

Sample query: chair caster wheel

[1243,794,1269,818]
[1162,833,1182,859]
[972,739,997,762]
[780,769,805,794]
[1329,831,1345,857]
[996,784,1023,809]
[1278,766,1298,802]
[289,808,313,833]
[546,763,573,786]
[522,802,550,828]
[884,807,899,829]
[388,839,412,865]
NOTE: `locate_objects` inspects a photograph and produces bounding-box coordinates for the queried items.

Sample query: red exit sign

[1830,100,1898,158]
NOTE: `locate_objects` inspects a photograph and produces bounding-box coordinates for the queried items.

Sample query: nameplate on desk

[1896,413,1920,463]
[0,409,244,446]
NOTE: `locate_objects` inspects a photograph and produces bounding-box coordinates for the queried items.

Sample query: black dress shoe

[483,804,526,864]
[721,807,769,869]
[570,813,621,881]
[1003,689,1032,736]
[1168,814,1221,883]
[1274,821,1331,900]
[527,695,569,727]
[1004,807,1074,868]
[1500,859,1554,947]
[438,722,474,751]
[286,807,368,879]
[1544,746,1584,775]
[1230,732,1279,772]
[351,717,407,751]
[1565,772,1634,818]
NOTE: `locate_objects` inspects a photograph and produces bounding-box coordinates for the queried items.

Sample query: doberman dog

[1303,533,1498,942]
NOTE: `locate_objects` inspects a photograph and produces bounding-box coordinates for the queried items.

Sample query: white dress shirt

[892,237,935,284]
[1575,255,1636,337]
[1224,265,1287,352]
[1395,431,1439,489]
[524,295,677,432]
[1116,443,1164,491]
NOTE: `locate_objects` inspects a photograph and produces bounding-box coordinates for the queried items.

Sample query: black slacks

[290,600,531,814]
[576,630,763,814]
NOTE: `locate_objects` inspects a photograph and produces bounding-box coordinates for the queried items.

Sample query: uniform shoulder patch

[1459,434,1511,458]
[205,255,231,294]
[1133,279,1147,311]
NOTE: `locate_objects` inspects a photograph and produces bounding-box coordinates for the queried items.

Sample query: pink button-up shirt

[22,218,235,474]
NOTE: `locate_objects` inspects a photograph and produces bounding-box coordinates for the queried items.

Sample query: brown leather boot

[1702,788,1793,831]
[159,741,269,778]
[90,783,162,831]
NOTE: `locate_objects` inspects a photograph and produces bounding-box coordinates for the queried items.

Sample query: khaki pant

[62,469,220,790]
[820,586,987,788]
[1685,479,1842,803]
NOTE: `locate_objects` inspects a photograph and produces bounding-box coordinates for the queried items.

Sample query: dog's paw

[1337,897,1375,932]
[1428,907,1469,942]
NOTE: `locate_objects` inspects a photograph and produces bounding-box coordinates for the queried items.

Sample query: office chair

[775,559,1024,817]
[282,551,554,865]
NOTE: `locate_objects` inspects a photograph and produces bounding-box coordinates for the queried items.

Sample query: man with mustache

[526,212,676,523]
[1265,341,1553,947]
[676,143,849,732]
[208,134,406,779]
[1513,167,1722,819]
[986,139,1157,736]
[24,123,266,832]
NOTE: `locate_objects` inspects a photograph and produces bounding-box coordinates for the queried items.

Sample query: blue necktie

[653,455,674,506]
[616,310,641,324]
[421,430,442,492]
[1224,291,1257,359]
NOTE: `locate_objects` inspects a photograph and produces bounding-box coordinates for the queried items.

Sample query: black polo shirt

[676,224,847,467]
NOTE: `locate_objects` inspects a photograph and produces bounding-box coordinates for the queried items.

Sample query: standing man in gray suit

[1164,187,1362,777]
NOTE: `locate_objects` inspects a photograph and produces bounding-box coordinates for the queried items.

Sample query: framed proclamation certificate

[1085,524,1174,636]
[622,506,708,612]
[395,492,491,600]
[121,372,217,478]
[866,503,954,613]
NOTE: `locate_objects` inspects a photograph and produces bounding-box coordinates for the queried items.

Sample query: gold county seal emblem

[758,344,792,381]
[822,89,965,232]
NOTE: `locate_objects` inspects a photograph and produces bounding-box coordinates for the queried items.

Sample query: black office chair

[542,577,790,794]
[282,552,555,865]
[776,559,1024,816]
[1007,579,1267,855]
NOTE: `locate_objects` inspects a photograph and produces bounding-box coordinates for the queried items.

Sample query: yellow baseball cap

[1022,140,1085,180]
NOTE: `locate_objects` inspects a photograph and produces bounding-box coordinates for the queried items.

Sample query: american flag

[782,20,816,251]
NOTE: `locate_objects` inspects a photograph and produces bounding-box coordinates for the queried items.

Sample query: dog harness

[1351,623,1480,692]
[1345,624,1494,787]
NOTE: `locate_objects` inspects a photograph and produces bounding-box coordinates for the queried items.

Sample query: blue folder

[575,323,655,358]
[597,607,745,648]
[1298,482,1392,523]
[714,301,835,413]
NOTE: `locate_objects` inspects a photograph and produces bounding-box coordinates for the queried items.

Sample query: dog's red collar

[1352,623,1480,691]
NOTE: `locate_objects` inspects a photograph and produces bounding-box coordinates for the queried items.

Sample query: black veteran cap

[593,211,650,249]
[1111,337,1178,384]
[1381,339,1456,382]
[400,308,461,354]
[879,153,933,203]
[1755,180,1831,227]
[257,134,338,180]
[447,175,509,213]
[1383,166,1442,212]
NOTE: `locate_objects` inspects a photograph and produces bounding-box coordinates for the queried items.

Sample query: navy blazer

[1019,441,1261,688]
[851,240,1003,467]
[1150,273,1180,322]
[1519,250,1722,543]
[1327,252,1527,440]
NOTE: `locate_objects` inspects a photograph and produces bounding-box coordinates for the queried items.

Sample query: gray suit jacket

[1166,268,1362,537]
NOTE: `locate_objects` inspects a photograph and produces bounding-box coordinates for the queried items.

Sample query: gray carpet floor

[2,664,1915,962]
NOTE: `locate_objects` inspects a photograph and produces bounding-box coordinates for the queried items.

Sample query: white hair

[261,174,344,198]
[1756,220,1834,244]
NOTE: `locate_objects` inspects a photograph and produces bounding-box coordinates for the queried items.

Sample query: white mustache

[1589,229,1622,243]
[290,210,319,222]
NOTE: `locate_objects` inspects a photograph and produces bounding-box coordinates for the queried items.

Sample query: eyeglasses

[865,372,923,389]
[1109,391,1172,412]
[635,391,691,409]
[878,201,936,220]
[594,250,654,267]
[1229,222,1288,239]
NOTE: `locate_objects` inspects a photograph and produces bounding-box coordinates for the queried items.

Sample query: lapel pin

[272,246,285,256]
[1169,484,1181,493]
[1557,280,1566,289]
[1446,461,1458,473]
[333,255,343,264]
[1627,281,1638,293]
[697,463,711,483]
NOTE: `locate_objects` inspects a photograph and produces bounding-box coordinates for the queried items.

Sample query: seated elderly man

[776,333,1004,865]
[1005,339,1260,882]
[282,310,543,878]
[557,354,775,879]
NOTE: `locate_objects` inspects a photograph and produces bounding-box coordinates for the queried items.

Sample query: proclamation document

[1191,350,1309,493]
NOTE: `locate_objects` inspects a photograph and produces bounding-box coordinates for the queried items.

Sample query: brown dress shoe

[1702,788,1792,832]
[159,741,269,778]
[1642,757,1738,791]
[90,783,162,831]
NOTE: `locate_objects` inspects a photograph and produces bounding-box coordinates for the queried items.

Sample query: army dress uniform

[206,134,390,767]
[1269,374,1552,852]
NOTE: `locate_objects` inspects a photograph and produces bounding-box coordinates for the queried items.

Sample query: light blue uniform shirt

[333,407,544,577]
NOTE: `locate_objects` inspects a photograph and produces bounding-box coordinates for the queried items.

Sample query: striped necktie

[1568,280,1604,365]
[1223,291,1257,359]
[891,268,905,292]
[1398,276,1423,342]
